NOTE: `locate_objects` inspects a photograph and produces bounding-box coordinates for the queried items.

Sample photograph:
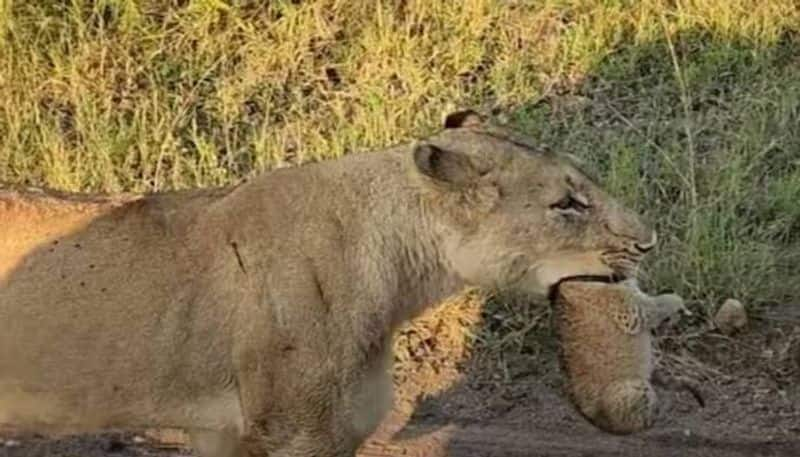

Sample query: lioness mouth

[548,273,628,301]
[559,273,628,285]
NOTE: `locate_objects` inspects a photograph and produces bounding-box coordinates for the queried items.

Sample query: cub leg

[643,293,687,329]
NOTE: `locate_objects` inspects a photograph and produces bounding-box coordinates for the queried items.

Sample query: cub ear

[444,109,484,129]
[413,143,478,186]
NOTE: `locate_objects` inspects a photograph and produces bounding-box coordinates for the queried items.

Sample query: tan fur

[0,111,655,456]
[552,280,685,435]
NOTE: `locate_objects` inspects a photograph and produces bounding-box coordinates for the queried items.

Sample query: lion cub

[552,279,688,434]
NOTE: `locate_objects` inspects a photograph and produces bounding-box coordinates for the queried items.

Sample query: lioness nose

[634,230,658,253]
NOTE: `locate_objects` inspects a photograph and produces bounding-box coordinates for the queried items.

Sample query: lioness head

[411,110,656,298]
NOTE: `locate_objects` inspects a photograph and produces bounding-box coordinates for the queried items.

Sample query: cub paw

[594,378,658,435]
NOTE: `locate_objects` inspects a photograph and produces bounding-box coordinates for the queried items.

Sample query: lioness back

[0,184,245,433]
[0,185,134,280]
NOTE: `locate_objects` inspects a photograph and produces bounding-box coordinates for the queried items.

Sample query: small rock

[714,298,748,335]
[4,439,20,447]
[132,435,146,444]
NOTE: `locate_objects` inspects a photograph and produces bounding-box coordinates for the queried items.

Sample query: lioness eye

[551,196,572,210]
[551,194,589,212]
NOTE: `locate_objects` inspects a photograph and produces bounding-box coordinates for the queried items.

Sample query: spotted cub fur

[552,279,686,434]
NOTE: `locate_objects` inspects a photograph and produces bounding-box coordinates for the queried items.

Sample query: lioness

[0,110,656,456]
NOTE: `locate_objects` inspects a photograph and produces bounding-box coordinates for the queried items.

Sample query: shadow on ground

[358,305,800,457]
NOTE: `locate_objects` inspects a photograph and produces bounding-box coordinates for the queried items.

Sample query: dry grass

[2,1,800,377]
[392,288,485,400]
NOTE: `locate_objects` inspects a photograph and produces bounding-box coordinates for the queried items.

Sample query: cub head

[411,110,656,299]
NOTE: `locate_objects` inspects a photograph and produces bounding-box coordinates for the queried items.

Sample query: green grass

[2,0,799,315]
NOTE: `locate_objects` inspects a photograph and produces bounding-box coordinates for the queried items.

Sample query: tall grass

[2,0,799,312]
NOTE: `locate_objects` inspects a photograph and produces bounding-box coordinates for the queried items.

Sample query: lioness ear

[413,143,478,186]
[444,109,484,129]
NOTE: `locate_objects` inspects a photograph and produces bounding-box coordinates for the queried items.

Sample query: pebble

[714,298,748,335]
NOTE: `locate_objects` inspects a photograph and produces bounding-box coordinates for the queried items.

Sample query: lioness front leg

[234,350,393,457]
[237,402,359,457]
[189,428,243,457]
[234,354,365,457]
[237,360,394,457]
